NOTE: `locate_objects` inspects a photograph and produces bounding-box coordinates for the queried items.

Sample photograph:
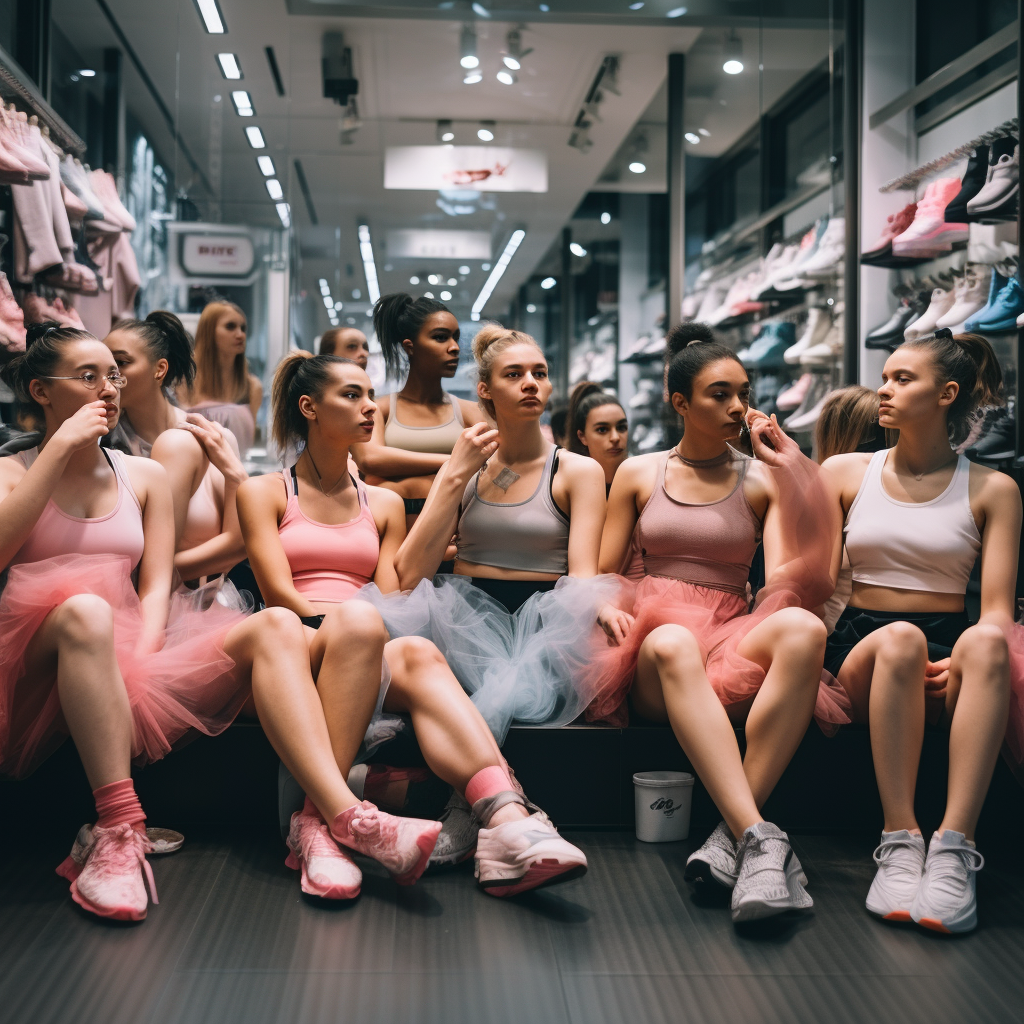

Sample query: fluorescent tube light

[471,229,525,317]
[358,224,380,305]
[257,155,276,176]
[217,54,242,80]
[245,126,266,148]
[193,0,225,34]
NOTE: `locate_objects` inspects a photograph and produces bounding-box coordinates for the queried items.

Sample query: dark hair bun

[665,321,717,357]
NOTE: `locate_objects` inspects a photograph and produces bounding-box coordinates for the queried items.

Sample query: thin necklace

[303,448,348,496]
[672,445,731,468]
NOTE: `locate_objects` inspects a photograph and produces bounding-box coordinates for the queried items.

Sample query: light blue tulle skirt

[357,574,618,742]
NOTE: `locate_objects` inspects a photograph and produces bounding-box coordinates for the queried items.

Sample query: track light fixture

[723,31,744,74]
[460,24,479,69]
[502,27,533,70]
[436,119,455,143]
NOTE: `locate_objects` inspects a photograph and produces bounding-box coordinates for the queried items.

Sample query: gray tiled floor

[2,827,1023,1024]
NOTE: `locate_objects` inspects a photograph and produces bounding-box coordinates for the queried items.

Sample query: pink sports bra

[277,464,380,604]
[8,447,145,569]
[630,450,761,596]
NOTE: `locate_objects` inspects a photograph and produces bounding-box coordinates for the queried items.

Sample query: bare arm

[248,374,264,427]
[150,428,206,551]
[0,401,111,570]
[368,487,407,594]
[976,469,1022,628]
[129,458,175,655]
[560,453,606,577]
[350,396,449,478]
[598,457,644,574]
[237,474,320,617]
[394,421,499,589]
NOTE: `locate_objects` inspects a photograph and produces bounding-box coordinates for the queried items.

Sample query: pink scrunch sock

[465,765,514,806]
[93,778,146,834]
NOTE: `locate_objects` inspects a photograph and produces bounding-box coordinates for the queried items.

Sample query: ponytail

[372,292,451,379]
[112,310,195,389]
[0,320,95,415]
[666,339,743,402]
[568,379,622,455]
[271,351,354,452]
[665,321,716,358]
[901,332,1000,444]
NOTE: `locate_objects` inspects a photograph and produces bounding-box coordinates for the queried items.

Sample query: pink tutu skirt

[0,553,251,778]
[586,575,851,734]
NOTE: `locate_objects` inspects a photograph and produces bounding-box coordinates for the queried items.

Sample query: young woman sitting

[235,352,588,899]
[567,380,629,495]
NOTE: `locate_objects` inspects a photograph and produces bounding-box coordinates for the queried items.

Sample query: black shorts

[301,614,327,629]
[468,577,558,614]
[824,606,970,678]
[403,497,426,515]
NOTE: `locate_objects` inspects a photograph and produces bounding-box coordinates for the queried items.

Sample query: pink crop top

[630,450,761,596]
[277,464,380,604]
[8,447,145,569]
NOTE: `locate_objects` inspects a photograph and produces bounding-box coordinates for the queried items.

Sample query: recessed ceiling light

[629,2,644,8]
[471,2,490,16]
[79,69,96,78]
[319,279,330,295]
[540,276,556,290]
[217,53,241,80]
[477,127,494,141]
[666,6,687,16]
[193,0,226,34]
[410,276,420,285]
[275,202,290,227]
[265,178,283,200]
[323,296,334,310]
[440,290,452,300]
[497,70,515,86]
[458,265,470,275]
[526,303,537,312]
[463,71,483,84]
[428,274,440,285]
[424,291,435,298]
[257,155,275,176]
[600,211,611,224]
[503,56,521,71]
[539,3,549,10]
[569,242,587,257]
[684,132,700,144]
[335,301,343,310]
[723,31,743,74]
[442,131,455,142]
[447,277,458,286]
[698,127,710,137]
[723,59,743,74]
[628,160,646,173]
[245,126,266,148]
[352,289,362,299]
[482,262,491,271]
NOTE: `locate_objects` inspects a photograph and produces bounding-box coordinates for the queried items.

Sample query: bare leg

[382,636,527,823]
[225,607,362,823]
[940,624,1010,840]
[734,607,825,807]
[21,594,132,790]
[838,621,929,833]
[632,624,760,839]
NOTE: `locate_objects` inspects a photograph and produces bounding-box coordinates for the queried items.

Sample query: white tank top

[844,448,980,594]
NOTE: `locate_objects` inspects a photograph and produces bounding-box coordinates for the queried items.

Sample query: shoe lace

[872,835,921,871]
[346,803,382,839]
[94,823,158,905]
[305,821,345,859]
[928,843,984,886]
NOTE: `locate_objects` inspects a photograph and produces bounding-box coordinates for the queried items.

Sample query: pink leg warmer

[465,765,514,807]
[93,778,146,834]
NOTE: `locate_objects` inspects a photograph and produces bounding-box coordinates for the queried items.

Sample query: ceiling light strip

[358,224,380,305]
[471,229,526,320]
[193,0,225,34]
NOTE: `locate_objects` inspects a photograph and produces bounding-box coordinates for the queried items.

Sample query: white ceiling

[50,0,833,334]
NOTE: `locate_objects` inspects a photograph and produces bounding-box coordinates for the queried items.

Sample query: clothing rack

[0,44,85,156]
[879,118,1018,193]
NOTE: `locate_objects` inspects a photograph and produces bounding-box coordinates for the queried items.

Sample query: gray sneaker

[865,830,925,922]
[730,822,813,923]
[427,791,479,868]
[684,822,738,889]
[910,830,985,934]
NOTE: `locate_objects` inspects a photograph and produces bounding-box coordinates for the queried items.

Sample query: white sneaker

[865,830,925,922]
[475,811,587,897]
[730,822,813,923]
[910,830,985,934]
[684,821,738,889]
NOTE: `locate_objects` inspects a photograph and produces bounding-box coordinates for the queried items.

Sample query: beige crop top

[844,448,981,594]
[383,392,465,454]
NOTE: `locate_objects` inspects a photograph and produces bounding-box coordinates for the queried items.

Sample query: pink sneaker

[475,811,588,897]
[331,800,441,886]
[862,202,917,259]
[56,822,156,922]
[286,804,362,899]
[892,179,968,257]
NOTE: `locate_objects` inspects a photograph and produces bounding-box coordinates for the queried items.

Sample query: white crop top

[844,448,980,594]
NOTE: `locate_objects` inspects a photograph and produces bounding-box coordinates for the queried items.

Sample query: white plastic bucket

[633,771,695,842]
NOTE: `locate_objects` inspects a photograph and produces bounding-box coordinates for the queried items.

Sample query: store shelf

[0,44,85,155]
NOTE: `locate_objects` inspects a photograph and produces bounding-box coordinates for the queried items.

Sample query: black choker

[672,447,732,468]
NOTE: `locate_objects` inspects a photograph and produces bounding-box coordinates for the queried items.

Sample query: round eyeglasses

[38,371,128,390]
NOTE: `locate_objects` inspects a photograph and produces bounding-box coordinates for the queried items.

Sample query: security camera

[322,32,359,105]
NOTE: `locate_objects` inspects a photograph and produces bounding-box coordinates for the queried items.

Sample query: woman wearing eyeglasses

[0,322,307,924]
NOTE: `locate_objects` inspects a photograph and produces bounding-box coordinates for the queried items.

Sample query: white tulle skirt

[357,574,619,742]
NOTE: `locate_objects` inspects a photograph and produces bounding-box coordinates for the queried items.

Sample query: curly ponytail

[0,320,96,415]
[372,292,452,380]
[568,380,622,455]
[111,310,196,389]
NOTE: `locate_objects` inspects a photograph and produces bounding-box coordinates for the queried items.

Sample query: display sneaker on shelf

[965,405,1016,459]
[945,146,991,222]
[967,138,1019,221]
[800,320,843,367]
[629,379,661,409]
[621,333,653,362]
[861,203,918,263]
[892,178,969,257]
[784,306,831,364]
[751,240,806,299]
[865,296,923,349]
[706,277,750,325]
[695,284,728,323]
[904,286,956,341]
[910,830,985,934]
[770,220,831,293]
[796,217,846,279]
[742,322,795,370]
[968,275,1024,332]
[639,333,666,358]
[962,264,1009,331]
[783,387,831,432]
[936,264,993,329]
[776,372,814,412]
